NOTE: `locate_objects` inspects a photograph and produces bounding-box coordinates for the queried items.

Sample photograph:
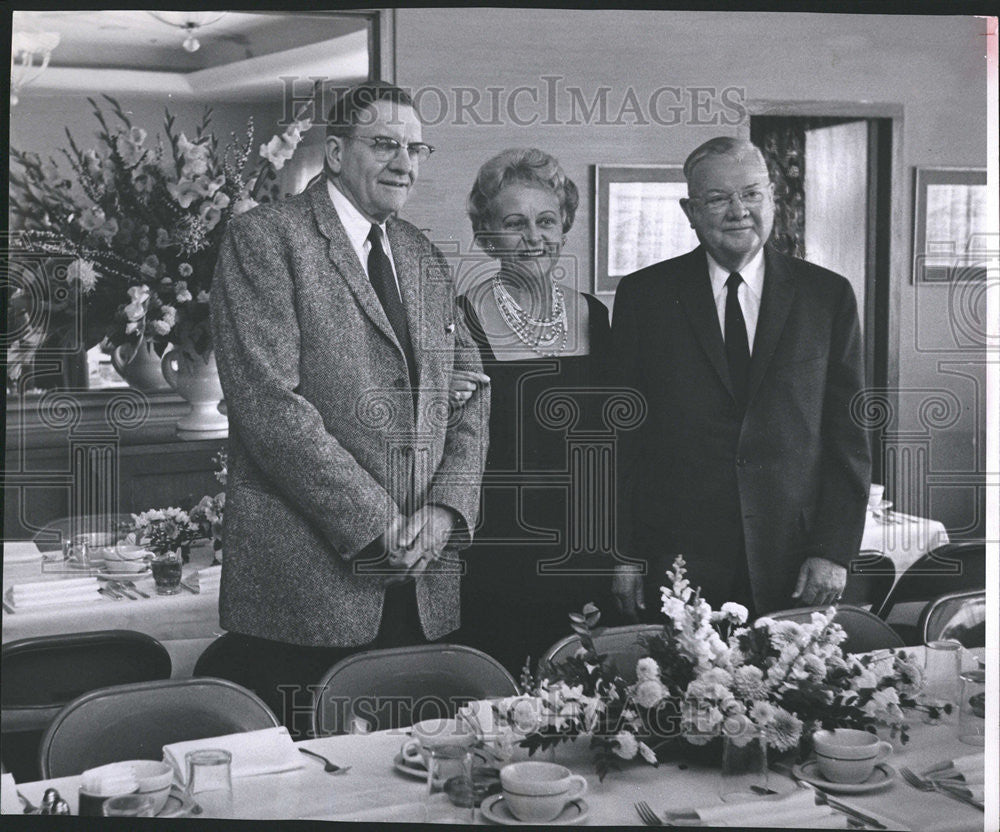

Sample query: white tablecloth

[2,543,221,677]
[860,510,950,578]
[10,649,991,829]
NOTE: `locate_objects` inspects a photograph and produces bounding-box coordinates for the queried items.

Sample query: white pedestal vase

[161,348,229,440]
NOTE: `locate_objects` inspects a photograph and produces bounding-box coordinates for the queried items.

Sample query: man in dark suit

[209,84,489,734]
[611,137,870,620]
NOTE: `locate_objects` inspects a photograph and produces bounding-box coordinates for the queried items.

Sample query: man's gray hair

[683,137,769,182]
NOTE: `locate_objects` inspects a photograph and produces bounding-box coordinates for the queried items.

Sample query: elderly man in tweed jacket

[208,83,489,735]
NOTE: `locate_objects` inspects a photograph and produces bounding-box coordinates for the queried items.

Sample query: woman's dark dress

[456,292,613,674]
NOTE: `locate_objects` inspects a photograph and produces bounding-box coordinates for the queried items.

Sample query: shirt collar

[706,246,766,301]
[326,178,388,252]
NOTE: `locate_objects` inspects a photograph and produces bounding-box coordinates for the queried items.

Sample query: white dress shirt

[326,179,402,299]
[707,247,764,353]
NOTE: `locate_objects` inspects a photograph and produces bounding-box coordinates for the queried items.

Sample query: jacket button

[736,457,747,467]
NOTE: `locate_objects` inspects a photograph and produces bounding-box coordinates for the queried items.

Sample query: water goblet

[186,749,233,818]
[920,640,962,723]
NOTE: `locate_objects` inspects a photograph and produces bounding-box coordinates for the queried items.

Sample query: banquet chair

[873,541,985,642]
[765,605,905,653]
[311,644,519,737]
[541,624,665,681]
[1,630,171,782]
[840,550,896,610]
[918,589,986,648]
[39,677,279,778]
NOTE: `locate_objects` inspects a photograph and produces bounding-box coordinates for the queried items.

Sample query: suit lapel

[308,182,400,350]
[747,245,795,404]
[386,220,426,385]
[677,247,734,398]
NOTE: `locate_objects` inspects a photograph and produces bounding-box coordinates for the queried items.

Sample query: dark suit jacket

[612,244,871,614]
[210,181,489,646]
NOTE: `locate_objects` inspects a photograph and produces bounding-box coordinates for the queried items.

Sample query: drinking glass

[426,744,474,822]
[957,669,986,746]
[719,733,768,801]
[186,749,233,818]
[151,551,183,595]
[103,794,156,817]
[921,640,962,723]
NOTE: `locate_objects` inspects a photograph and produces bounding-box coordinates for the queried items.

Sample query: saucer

[793,760,895,793]
[393,747,491,780]
[97,567,151,579]
[157,790,197,818]
[479,794,588,825]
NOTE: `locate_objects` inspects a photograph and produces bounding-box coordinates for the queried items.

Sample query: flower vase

[111,337,172,392]
[161,349,229,440]
[719,733,769,801]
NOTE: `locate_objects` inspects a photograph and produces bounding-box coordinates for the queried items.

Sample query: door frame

[743,100,904,484]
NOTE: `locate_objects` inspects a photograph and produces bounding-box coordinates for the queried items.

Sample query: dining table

[9,646,991,829]
[2,541,222,677]
[859,508,949,580]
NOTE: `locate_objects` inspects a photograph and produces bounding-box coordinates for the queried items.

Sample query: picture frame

[912,167,988,283]
[593,164,699,297]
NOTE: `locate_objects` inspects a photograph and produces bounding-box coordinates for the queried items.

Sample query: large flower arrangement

[8,94,312,377]
[514,556,924,780]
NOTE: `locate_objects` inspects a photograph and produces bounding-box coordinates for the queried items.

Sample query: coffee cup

[400,717,476,769]
[500,761,587,823]
[78,763,139,816]
[812,728,892,783]
[868,484,885,509]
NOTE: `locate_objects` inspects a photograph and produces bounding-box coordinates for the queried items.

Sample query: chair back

[841,551,895,610]
[766,605,905,653]
[919,590,986,647]
[39,677,279,778]
[875,541,985,620]
[541,625,665,681]
[312,644,519,738]
[2,630,172,732]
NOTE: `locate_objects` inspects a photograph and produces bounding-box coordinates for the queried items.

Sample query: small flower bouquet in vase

[128,507,199,595]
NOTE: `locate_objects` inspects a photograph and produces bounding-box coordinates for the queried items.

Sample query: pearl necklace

[492,274,568,356]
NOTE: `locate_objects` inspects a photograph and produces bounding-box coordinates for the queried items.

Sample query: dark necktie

[725,272,751,409]
[367,225,417,389]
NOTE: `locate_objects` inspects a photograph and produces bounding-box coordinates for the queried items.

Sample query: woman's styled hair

[467,148,579,236]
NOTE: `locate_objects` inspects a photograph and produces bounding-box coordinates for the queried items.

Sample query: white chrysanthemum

[721,602,749,623]
[613,731,639,759]
[893,657,925,697]
[748,700,775,726]
[733,665,768,701]
[761,706,802,752]
[636,657,661,682]
[634,679,668,709]
[67,259,98,292]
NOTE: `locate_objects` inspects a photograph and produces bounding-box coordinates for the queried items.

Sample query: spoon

[299,747,351,774]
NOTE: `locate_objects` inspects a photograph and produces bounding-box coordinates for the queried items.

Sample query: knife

[179,580,199,594]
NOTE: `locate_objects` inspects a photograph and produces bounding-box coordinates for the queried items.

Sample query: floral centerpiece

[514,556,924,780]
[127,507,200,559]
[189,448,227,563]
[8,93,313,388]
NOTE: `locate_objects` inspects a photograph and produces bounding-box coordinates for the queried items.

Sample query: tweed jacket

[210,180,489,646]
[613,244,871,614]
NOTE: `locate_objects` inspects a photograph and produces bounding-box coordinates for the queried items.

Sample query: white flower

[66,259,97,292]
[612,731,638,759]
[661,595,687,623]
[509,697,542,733]
[721,602,749,624]
[760,706,802,752]
[634,679,668,709]
[151,319,171,336]
[232,197,258,216]
[174,281,193,303]
[637,741,658,764]
[196,290,210,304]
[159,305,177,328]
[636,657,661,682]
[178,262,194,278]
[748,700,775,726]
[733,666,768,701]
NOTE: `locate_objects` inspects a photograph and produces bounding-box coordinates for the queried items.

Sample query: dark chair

[841,550,896,611]
[919,589,986,648]
[39,677,279,777]
[874,541,986,622]
[766,605,905,653]
[541,624,665,682]
[1,631,171,782]
[311,644,519,738]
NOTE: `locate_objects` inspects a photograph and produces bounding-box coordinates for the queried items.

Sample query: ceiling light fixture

[10,29,60,106]
[147,11,228,53]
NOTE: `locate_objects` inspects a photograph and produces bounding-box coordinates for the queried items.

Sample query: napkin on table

[926,752,983,782]
[162,726,304,785]
[194,566,221,592]
[689,789,847,828]
[6,578,101,609]
[1,773,21,815]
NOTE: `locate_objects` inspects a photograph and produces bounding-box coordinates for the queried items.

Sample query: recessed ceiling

[12,10,371,101]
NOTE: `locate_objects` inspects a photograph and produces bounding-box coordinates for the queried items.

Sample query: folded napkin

[195,566,221,591]
[691,789,846,828]
[926,752,983,781]
[162,726,303,785]
[3,541,43,563]
[6,578,101,609]
[1,772,21,815]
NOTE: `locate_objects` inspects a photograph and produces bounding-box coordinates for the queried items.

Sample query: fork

[635,801,703,827]
[899,766,934,792]
[116,579,149,598]
[299,747,351,774]
[635,802,662,826]
[98,585,123,601]
[109,581,139,599]
[900,766,982,809]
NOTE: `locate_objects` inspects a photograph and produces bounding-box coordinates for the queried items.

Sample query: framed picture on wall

[594,165,699,297]
[912,167,988,282]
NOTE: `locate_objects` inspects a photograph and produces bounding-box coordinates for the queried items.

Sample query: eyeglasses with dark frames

[350,135,435,162]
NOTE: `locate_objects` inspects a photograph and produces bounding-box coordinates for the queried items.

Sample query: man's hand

[389,504,458,579]
[611,563,646,623]
[792,557,847,607]
[449,369,490,406]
